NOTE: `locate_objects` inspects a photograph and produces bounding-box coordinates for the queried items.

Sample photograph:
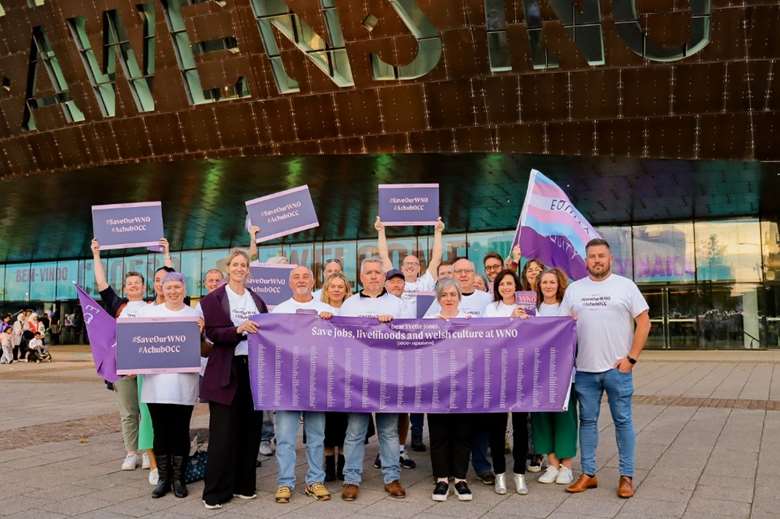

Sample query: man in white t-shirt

[424,258,492,318]
[313,259,343,300]
[560,239,650,499]
[375,217,445,302]
[271,266,334,503]
[339,257,406,502]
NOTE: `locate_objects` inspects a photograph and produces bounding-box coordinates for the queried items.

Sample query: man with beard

[561,239,650,499]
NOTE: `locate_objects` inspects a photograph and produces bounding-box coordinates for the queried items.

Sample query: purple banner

[245,185,319,243]
[75,284,119,382]
[248,314,576,413]
[378,183,439,226]
[246,264,295,307]
[92,201,164,250]
[116,317,201,375]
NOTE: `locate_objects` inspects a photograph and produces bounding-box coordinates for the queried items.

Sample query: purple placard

[246,264,296,307]
[116,317,201,375]
[515,291,537,316]
[92,202,164,250]
[248,314,576,413]
[245,186,319,243]
[378,183,439,226]
[415,292,436,318]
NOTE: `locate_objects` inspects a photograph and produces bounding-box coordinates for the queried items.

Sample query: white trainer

[141,452,151,470]
[148,468,159,485]
[258,440,274,457]
[120,453,139,471]
[513,473,528,495]
[555,465,574,485]
[538,465,559,484]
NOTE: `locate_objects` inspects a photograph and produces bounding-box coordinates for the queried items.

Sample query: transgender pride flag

[513,169,601,280]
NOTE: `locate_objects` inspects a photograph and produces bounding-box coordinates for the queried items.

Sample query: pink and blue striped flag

[75,284,119,382]
[513,169,601,280]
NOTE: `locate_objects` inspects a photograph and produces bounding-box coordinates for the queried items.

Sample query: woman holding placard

[531,268,577,486]
[200,249,268,510]
[136,272,202,499]
[480,270,530,496]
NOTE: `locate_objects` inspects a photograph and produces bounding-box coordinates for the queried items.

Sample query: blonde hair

[226,248,250,266]
[321,272,352,306]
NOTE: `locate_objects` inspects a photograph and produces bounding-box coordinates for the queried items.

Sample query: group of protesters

[90,217,650,508]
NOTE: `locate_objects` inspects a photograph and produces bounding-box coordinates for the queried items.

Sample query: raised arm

[426,218,445,279]
[160,237,173,268]
[91,239,109,292]
[247,225,260,261]
[374,217,393,272]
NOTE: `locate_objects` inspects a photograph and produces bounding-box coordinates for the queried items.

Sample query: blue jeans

[275,411,325,488]
[261,411,275,442]
[470,429,492,475]
[575,369,635,477]
[344,413,400,485]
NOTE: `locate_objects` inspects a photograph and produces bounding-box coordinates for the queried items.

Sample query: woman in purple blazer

[200,249,268,509]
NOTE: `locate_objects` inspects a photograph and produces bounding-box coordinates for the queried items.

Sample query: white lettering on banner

[132,335,186,343]
[105,216,152,225]
[133,333,187,354]
[138,345,182,354]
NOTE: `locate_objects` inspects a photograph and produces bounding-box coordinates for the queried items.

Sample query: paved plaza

[0,348,778,519]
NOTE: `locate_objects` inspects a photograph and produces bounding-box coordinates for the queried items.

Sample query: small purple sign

[245,186,319,243]
[415,292,436,318]
[116,317,201,375]
[246,264,295,307]
[378,183,439,226]
[92,202,164,250]
[248,314,576,413]
[515,291,537,316]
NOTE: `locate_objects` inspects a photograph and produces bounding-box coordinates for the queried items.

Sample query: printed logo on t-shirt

[581,295,610,308]
[231,308,256,322]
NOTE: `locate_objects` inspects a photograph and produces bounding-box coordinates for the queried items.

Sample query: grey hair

[226,248,250,266]
[289,265,313,281]
[435,277,462,301]
[360,256,384,273]
[204,268,224,279]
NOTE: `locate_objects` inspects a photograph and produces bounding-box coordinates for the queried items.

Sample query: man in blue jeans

[560,239,650,499]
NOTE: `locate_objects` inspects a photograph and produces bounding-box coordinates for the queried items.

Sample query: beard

[587,264,611,280]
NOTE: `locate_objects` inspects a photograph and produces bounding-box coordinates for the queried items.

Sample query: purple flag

[75,284,118,383]
[513,169,601,280]
[248,314,576,413]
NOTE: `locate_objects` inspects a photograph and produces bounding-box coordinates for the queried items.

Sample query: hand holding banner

[116,317,201,375]
[246,264,295,307]
[92,202,164,250]
[245,186,319,243]
[378,184,439,226]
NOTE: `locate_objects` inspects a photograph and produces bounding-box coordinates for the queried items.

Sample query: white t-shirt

[537,302,563,317]
[481,300,517,317]
[403,271,435,301]
[226,285,259,356]
[339,290,403,318]
[560,274,649,373]
[312,288,323,301]
[119,300,148,319]
[136,304,201,406]
[271,296,335,315]
[425,290,492,318]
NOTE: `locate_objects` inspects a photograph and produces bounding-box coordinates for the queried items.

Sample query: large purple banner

[248,314,576,413]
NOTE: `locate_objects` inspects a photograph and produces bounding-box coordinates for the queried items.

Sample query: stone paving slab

[0,355,778,518]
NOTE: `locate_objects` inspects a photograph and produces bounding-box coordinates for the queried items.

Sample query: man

[562,239,650,499]
[424,258,492,317]
[271,266,334,503]
[376,217,445,301]
[203,269,225,293]
[313,259,343,300]
[437,261,453,280]
[339,257,406,501]
[483,252,504,289]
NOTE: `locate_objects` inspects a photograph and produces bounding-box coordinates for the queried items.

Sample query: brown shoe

[617,476,634,498]
[384,480,406,499]
[566,474,598,493]
[341,484,359,501]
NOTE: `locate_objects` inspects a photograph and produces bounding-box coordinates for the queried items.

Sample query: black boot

[411,432,426,452]
[152,454,171,498]
[171,455,188,498]
[337,454,345,481]
[324,455,336,482]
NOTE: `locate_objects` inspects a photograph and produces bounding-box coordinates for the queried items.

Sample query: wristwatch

[627,355,637,365]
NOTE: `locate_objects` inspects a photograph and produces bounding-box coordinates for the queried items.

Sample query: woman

[520,259,545,291]
[320,272,351,482]
[481,270,530,495]
[531,268,577,486]
[136,272,202,498]
[473,274,490,292]
[425,278,474,502]
[12,314,23,361]
[200,249,268,510]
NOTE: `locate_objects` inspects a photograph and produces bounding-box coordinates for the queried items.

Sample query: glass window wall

[633,223,695,283]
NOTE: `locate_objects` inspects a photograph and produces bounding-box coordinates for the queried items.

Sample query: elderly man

[339,257,406,501]
[272,266,336,504]
[425,258,492,317]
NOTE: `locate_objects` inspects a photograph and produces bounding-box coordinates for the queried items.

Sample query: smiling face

[153,270,167,298]
[540,271,560,302]
[437,263,453,279]
[483,257,503,281]
[385,276,405,298]
[162,280,185,306]
[323,261,342,279]
[289,266,314,298]
[124,275,145,301]
[438,285,461,314]
[227,254,249,285]
[204,271,224,293]
[325,276,347,305]
[401,255,421,280]
[586,244,612,280]
[524,261,543,289]
[497,273,518,302]
[452,259,476,293]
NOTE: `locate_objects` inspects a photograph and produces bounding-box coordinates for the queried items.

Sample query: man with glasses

[483,253,504,293]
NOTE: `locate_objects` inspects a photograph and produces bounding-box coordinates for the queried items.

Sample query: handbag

[184,451,208,484]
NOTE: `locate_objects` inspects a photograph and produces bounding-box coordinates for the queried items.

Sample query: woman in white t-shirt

[530,268,577,486]
[319,272,352,482]
[136,272,203,500]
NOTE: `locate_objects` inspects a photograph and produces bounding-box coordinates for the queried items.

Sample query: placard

[92,201,164,250]
[116,317,201,375]
[246,264,296,307]
[245,186,319,243]
[378,183,439,226]
[515,291,537,316]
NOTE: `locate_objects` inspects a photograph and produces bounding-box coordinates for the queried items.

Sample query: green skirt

[137,376,155,450]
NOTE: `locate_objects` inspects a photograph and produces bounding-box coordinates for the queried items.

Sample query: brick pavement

[0,351,777,518]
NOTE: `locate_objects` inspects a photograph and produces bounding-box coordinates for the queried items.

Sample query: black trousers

[480,412,529,474]
[147,403,193,457]
[428,413,473,479]
[324,412,349,449]
[202,357,263,505]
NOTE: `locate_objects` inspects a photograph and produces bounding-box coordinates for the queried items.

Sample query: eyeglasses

[484,264,502,271]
